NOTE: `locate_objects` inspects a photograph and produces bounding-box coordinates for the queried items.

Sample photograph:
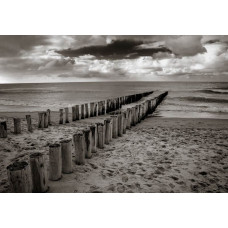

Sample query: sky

[0,35,228,83]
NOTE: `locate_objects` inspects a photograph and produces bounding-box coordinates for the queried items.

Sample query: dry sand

[0,111,228,193]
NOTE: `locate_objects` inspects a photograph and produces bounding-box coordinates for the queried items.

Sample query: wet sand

[0,111,227,193]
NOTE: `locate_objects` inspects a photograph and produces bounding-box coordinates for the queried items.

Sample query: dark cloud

[0,35,50,57]
[56,40,172,60]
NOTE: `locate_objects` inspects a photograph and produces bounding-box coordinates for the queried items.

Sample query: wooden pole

[135,105,139,124]
[105,118,112,144]
[0,121,7,138]
[75,105,80,120]
[117,113,123,137]
[97,123,105,149]
[90,125,97,153]
[65,107,69,123]
[59,109,64,124]
[138,104,142,122]
[47,109,51,125]
[98,101,102,115]
[110,115,118,138]
[90,102,95,117]
[102,101,106,115]
[7,161,32,193]
[72,106,76,121]
[26,115,33,132]
[49,143,62,181]
[131,107,136,126]
[60,139,72,174]
[13,118,21,134]
[148,100,153,114]
[29,152,49,193]
[38,112,45,129]
[83,128,92,159]
[44,112,48,128]
[122,111,127,134]
[126,108,131,129]
[85,103,89,118]
[73,132,85,165]
[94,103,98,116]
[81,104,85,119]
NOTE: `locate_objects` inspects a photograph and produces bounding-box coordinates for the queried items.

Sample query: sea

[0,81,228,119]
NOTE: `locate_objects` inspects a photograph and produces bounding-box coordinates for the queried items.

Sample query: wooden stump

[117,113,123,137]
[97,123,105,149]
[90,102,95,117]
[7,161,32,193]
[122,111,127,134]
[44,112,48,128]
[0,121,7,138]
[47,109,51,125]
[90,125,97,153]
[135,105,139,124]
[102,101,106,115]
[60,139,72,174]
[81,104,85,119]
[131,107,136,126]
[49,143,62,181]
[138,104,142,122]
[26,115,33,132]
[76,105,80,120]
[110,115,118,138]
[148,100,153,114]
[105,118,112,144]
[59,109,64,124]
[30,152,49,193]
[94,103,98,116]
[83,128,92,159]
[85,103,89,118]
[72,106,76,121]
[13,118,21,134]
[98,101,103,115]
[65,107,69,123]
[126,108,131,129]
[73,132,85,165]
[38,112,45,129]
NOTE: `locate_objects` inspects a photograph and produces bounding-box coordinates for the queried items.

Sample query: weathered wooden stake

[72,106,76,121]
[90,102,95,117]
[49,143,62,181]
[110,115,118,138]
[60,139,72,174]
[38,112,45,129]
[0,121,7,138]
[75,105,80,120]
[7,161,32,193]
[90,125,97,153]
[105,118,112,144]
[85,103,89,118]
[131,107,136,126]
[73,132,85,165]
[13,118,21,134]
[98,101,103,115]
[44,112,48,128]
[26,115,33,132]
[123,111,127,134]
[65,107,69,123]
[126,108,131,129]
[83,128,92,159]
[47,109,51,125]
[30,152,49,193]
[117,113,123,137]
[81,104,85,119]
[59,109,64,124]
[97,123,105,149]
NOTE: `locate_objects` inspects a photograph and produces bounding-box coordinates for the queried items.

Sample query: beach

[1,110,227,193]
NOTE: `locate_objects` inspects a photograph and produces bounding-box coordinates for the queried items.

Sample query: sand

[0,110,228,193]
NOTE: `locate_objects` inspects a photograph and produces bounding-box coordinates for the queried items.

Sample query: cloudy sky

[0,35,228,83]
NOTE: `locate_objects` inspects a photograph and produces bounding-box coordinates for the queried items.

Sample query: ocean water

[0,81,228,119]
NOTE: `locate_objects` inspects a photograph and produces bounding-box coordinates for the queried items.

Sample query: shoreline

[0,112,227,193]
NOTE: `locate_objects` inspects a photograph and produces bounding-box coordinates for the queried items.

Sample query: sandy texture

[0,111,228,193]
